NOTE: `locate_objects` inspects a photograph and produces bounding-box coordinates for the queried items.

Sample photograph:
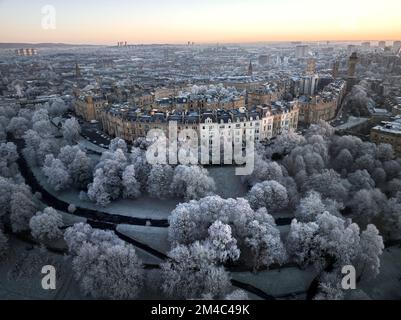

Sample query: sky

[0,0,401,44]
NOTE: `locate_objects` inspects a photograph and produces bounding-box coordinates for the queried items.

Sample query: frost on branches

[29,207,63,242]
[64,223,143,299]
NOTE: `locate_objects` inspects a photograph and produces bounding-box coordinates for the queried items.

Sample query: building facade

[298,80,347,125]
[371,117,401,157]
[93,102,299,144]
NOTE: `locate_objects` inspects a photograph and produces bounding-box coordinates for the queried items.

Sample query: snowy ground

[117,224,170,255]
[29,159,250,221]
[78,138,107,155]
[360,247,401,300]
[0,238,85,300]
[30,165,179,220]
[231,267,318,299]
[207,166,248,199]
[335,117,369,131]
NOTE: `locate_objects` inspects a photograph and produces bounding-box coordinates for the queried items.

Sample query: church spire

[248,60,253,76]
[75,62,81,78]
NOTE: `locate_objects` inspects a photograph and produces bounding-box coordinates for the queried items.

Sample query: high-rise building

[295,45,309,58]
[248,60,253,76]
[362,42,371,48]
[75,62,82,78]
[15,48,38,56]
[347,44,356,55]
[348,52,358,78]
[258,55,268,65]
[378,41,386,49]
[306,57,316,75]
[301,75,319,96]
[393,41,401,52]
[332,61,340,78]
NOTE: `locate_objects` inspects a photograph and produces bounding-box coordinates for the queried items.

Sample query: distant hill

[0,43,100,49]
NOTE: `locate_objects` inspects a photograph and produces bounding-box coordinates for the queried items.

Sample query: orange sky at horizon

[1,0,400,45]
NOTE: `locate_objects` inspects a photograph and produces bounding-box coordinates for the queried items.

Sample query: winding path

[11,136,316,300]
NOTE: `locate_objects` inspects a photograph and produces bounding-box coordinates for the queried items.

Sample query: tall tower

[75,62,82,79]
[332,60,339,78]
[248,60,253,76]
[306,57,316,75]
[348,52,358,77]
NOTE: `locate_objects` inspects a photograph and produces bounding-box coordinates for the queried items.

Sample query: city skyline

[1,0,401,44]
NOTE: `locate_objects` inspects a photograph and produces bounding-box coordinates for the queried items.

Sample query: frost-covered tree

[68,204,77,214]
[22,129,42,164]
[224,290,249,300]
[347,170,375,193]
[32,108,50,123]
[314,272,345,301]
[109,137,128,153]
[354,154,377,174]
[122,165,141,199]
[33,120,55,138]
[168,196,286,269]
[69,149,92,189]
[383,160,401,181]
[349,189,388,227]
[371,167,387,186]
[271,130,306,157]
[48,99,69,116]
[133,137,151,150]
[62,117,81,144]
[65,224,143,299]
[161,243,232,299]
[377,143,395,162]
[387,179,401,198]
[305,121,335,139]
[87,168,111,206]
[245,218,287,270]
[0,177,15,221]
[343,84,374,117]
[18,108,33,122]
[0,124,6,143]
[87,148,129,205]
[10,184,39,233]
[280,176,300,209]
[74,243,143,299]
[29,207,63,242]
[58,145,81,166]
[42,154,71,191]
[0,142,19,178]
[242,155,284,187]
[207,221,241,263]
[130,147,151,191]
[380,198,401,240]
[64,223,95,254]
[295,191,327,222]
[247,180,288,212]
[286,212,361,272]
[356,225,384,281]
[332,149,353,174]
[171,165,216,200]
[287,212,384,281]
[58,145,92,189]
[0,229,8,259]
[302,170,350,204]
[23,131,61,166]
[37,138,61,166]
[6,116,30,137]
[147,164,174,199]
